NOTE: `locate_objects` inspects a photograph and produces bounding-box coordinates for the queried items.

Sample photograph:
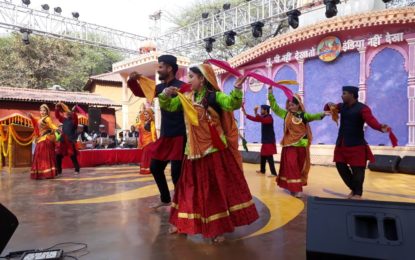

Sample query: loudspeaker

[0,204,18,254]
[368,155,401,173]
[307,197,415,260]
[88,107,101,134]
[240,151,261,164]
[398,156,415,175]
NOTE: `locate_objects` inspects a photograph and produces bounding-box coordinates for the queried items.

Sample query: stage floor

[1,164,415,260]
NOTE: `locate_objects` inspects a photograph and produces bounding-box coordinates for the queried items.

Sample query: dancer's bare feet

[148,202,171,209]
[256,170,264,174]
[212,235,225,243]
[347,191,354,199]
[168,225,178,234]
[350,195,362,200]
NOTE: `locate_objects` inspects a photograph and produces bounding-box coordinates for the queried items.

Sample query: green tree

[0,33,124,91]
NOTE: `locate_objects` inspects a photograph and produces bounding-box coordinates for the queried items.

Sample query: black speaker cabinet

[240,151,261,164]
[88,107,101,134]
[368,155,401,173]
[307,197,415,260]
[0,204,18,254]
[398,156,415,175]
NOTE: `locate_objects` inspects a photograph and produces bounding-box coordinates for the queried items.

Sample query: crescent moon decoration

[239,176,304,239]
[45,171,304,240]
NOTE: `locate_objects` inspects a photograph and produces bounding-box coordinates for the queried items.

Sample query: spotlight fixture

[287,9,301,29]
[20,28,32,45]
[204,37,215,53]
[224,30,236,47]
[324,0,340,19]
[223,3,231,10]
[54,7,62,14]
[72,12,80,19]
[251,21,264,38]
[22,0,30,6]
[202,12,209,19]
[41,4,49,11]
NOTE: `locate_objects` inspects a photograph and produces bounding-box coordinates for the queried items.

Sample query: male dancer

[55,102,80,175]
[326,86,389,199]
[128,55,186,208]
[242,104,277,176]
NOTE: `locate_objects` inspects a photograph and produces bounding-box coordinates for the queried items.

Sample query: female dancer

[29,104,58,179]
[159,63,258,242]
[137,107,157,174]
[268,88,327,197]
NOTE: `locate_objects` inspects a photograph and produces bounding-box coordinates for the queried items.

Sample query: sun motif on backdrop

[317,36,342,62]
[45,165,304,239]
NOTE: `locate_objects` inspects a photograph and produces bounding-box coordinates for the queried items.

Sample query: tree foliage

[0,33,124,91]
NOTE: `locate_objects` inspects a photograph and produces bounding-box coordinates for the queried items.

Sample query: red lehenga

[161,64,258,238]
[137,110,157,175]
[30,115,58,180]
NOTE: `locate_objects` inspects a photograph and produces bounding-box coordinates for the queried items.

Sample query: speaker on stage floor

[368,155,401,173]
[306,197,415,260]
[88,107,101,134]
[240,151,261,164]
[398,156,415,175]
[0,204,18,254]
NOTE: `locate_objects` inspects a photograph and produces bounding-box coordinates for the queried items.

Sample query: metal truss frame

[0,0,148,54]
[157,0,306,54]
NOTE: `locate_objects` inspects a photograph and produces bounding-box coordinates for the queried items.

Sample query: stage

[1,163,414,260]
[62,149,142,169]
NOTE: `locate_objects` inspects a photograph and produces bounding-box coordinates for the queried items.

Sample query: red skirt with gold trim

[169,148,259,238]
[277,146,306,192]
[31,138,56,180]
[139,144,153,174]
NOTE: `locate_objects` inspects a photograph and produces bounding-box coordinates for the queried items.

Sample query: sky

[5,0,197,36]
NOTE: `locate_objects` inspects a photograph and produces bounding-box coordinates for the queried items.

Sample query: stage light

[251,21,264,38]
[54,7,62,14]
[202,12,209,19]
[224,30,236,46]
[382,0,392,2]
[20,28,32,45]
[72,12,80,19]
[41,4,49,11]
[204,37,215,53]
[324,0,340,19]
[223,3,231,10]
[287,9,301,29]
[22,0,30,6]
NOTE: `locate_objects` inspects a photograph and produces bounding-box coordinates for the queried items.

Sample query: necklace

[291,113,303,125]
